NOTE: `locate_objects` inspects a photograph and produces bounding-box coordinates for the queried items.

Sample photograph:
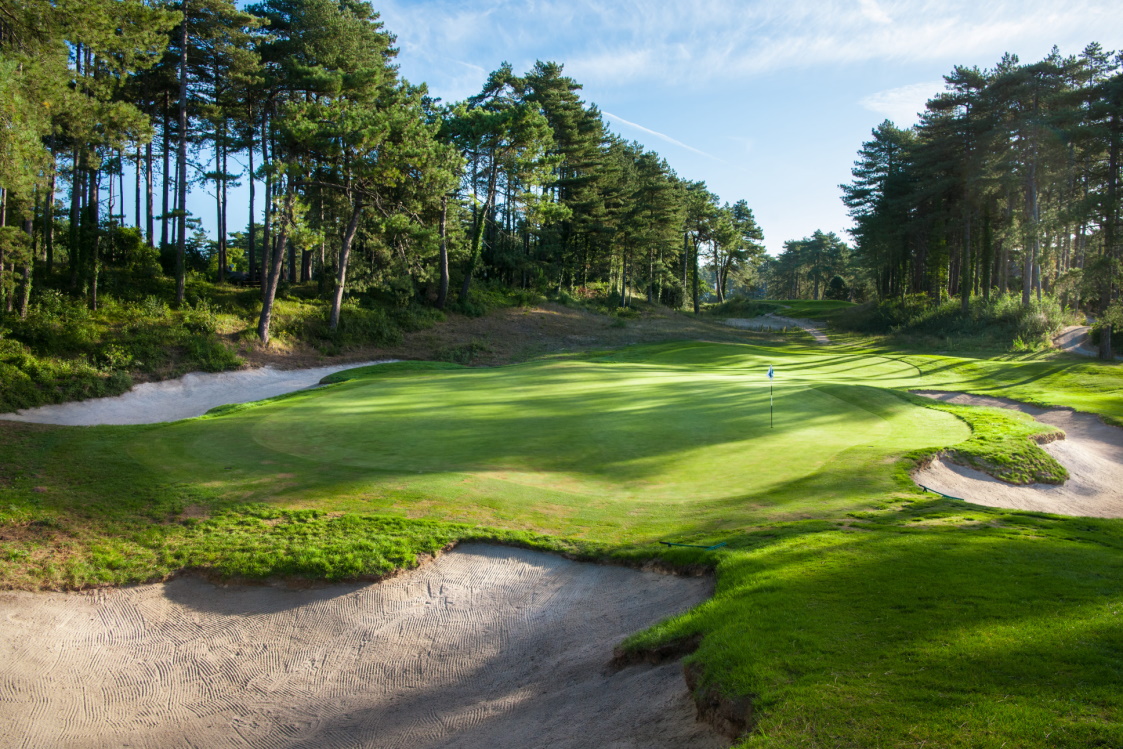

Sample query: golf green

[128,342,968,539]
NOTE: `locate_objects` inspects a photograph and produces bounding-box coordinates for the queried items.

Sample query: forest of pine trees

[0,0,766,347]
[841,45,1123,359]
[2,0,1120,365]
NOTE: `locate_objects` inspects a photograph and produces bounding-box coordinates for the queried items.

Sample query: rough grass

[622,507,1123,748]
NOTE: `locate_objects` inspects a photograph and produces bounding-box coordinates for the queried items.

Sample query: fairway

[128,342,967,539]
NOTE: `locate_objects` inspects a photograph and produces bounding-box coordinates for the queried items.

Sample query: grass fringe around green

[900,391,1068,485]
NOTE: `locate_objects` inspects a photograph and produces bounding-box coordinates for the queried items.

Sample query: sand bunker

[0,544,721,749]
[913,391,1123,518]
[722,314,830,343]
[0,360,397,426]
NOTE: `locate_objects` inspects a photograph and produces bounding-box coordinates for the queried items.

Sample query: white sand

[0,360,397,426]
[912,390,1123,517]
[722,314,830,343]
[0,544,720,749]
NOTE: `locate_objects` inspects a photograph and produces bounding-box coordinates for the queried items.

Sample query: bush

[275,301,405,355]
[0,337,133,413]
[835,294,1072,350]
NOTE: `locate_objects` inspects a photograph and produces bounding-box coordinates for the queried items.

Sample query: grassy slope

[2,338,1123,747]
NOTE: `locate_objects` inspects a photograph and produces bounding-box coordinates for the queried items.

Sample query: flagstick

[770,380,773,428]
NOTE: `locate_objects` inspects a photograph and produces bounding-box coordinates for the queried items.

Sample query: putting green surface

[130,342,966,539]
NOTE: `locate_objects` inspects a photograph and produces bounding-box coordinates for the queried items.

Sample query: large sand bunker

[913,391,1123,518]
[0,544,721,749]
[0,360,397,426]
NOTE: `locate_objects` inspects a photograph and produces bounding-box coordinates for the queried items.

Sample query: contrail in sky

[603,112,722,162]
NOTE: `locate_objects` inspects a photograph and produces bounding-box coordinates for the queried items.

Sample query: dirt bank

[0,544,720,749]
[912,390,1123,518]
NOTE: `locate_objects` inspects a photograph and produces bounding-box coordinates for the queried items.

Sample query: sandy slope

[0,544,720,749]
[0,360,396,426]
[722,314,830,343]
[912,390,1123,518]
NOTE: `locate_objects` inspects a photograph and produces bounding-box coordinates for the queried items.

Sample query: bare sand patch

[0,360,397,426]
[721,315,830,344]
[1053,325,1098,357]
[0,544,721,749]
[912,390,1123,517]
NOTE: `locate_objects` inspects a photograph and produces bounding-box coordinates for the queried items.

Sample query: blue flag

[767,365,774,380]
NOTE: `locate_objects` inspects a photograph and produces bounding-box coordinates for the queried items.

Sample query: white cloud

[377,0,1123,94]
[602,112,721,160]
[860,80,945,125]
[859,0,893,25]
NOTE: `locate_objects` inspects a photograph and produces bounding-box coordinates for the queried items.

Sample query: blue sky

[184,0,1123,255]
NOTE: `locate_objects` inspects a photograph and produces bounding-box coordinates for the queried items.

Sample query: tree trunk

[1101,112,1119,360]
[258,186,293,344]
[712,241,724,303]
[162,96,171,249]
[145,141,153,247]
[961,207,972,315]
[175,0,190,306]
[437,195,449,309]
[982,207,993,301]
[329,201,363,330]
[262,112,271,301]
[88,169,100,310]
[69,148,82,286]
[1022,150,1039,307]
[44,165,56,269]
[691,234,700,314]
[114,149,122,226]
[248,126,256,282]
[460,172,495,305]
[300,249,311,282]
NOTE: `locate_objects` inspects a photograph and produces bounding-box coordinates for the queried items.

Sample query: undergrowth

[834,293,1075,351]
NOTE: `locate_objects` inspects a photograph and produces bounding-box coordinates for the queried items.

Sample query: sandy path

[912,391,1123,517]
[1053,324,1122,360]
[0,360,397,426]
[0,544,720,749]
[722,314,830,344]
[1053,325,1098,357]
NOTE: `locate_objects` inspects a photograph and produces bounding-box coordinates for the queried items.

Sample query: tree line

[841,45,1123,358]
[0,0,765,344]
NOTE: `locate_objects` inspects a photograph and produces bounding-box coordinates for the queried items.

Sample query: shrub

[835,294,1072,350]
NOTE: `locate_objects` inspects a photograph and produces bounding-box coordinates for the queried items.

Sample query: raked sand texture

[0,361,397,426]
[0,544,721,749]
[913,391,1123,518]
